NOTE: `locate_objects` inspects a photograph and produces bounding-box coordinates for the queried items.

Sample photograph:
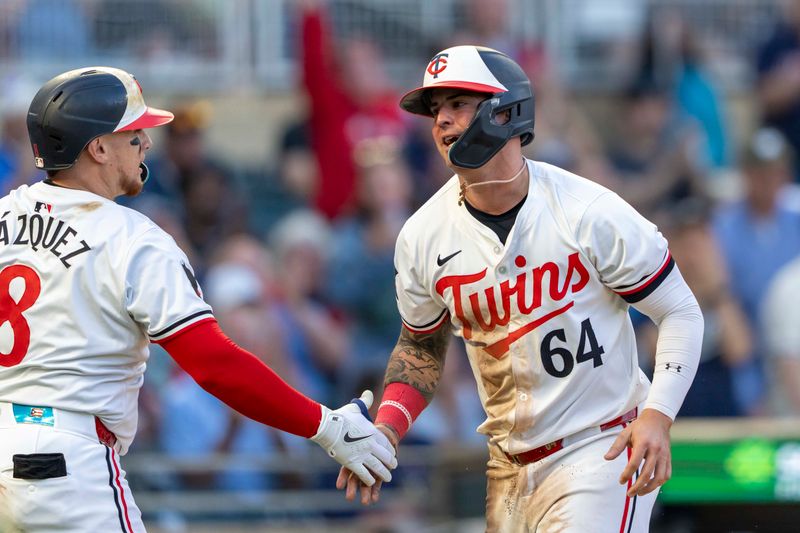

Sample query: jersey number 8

[0,264,42,367]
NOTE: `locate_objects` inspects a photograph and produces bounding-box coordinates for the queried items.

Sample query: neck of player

[49,168,115,200]
[456,149,529,215]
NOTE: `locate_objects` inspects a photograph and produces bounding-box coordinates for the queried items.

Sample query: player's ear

[84,136,110,165]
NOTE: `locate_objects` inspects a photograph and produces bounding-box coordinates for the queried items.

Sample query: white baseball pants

[0,403,144,532]
[485,428,658,532]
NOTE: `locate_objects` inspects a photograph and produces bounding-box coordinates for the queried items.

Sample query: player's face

[428,89,485,167]
[108,129,152,197]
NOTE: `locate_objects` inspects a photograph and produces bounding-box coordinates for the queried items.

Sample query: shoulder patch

[181,261,202,298]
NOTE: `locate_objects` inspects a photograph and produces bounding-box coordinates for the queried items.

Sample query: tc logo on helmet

[427,53,449,78]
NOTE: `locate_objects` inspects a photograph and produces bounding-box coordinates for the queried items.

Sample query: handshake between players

[312,390,397,486]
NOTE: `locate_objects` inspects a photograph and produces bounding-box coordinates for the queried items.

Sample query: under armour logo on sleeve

[664,363,682,373]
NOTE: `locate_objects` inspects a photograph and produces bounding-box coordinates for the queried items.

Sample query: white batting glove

[311,390,398,486]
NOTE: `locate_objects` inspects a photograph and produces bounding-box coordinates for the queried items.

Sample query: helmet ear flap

[520,131,535,146]
[512,97,535,146]
[448,96,513,169]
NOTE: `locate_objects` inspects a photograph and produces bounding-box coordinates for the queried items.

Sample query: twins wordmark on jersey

[435,251,591,360]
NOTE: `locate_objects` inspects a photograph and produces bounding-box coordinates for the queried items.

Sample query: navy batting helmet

[400,45,534,169]
[27,66,173,172]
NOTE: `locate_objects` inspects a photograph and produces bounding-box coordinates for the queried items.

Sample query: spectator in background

[643,200,752,417]
[269,209,351,405]
[208,234,280,299]
[637,6,730,170]
[92,0,215,61]
[180,162,249,265]
[298,0,408,219]
[756,0,800,181]
[0,74,42,193]
[0,2,19,58]
[712,127,800,414]
[245,119,317,236]
[762,254,800,416]
[326,141,413,389]
[519,46,615,187]
[605,77,707,219]
[450,0,526,59]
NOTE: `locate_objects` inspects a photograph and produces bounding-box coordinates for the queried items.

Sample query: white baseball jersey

[394,159,673,454]
[0,181,212,454]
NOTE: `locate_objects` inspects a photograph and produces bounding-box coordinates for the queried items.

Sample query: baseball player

[337,46,704,532]
[0,67,396,533]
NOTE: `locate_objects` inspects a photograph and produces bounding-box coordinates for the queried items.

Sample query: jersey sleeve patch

[613,252,675,303]
[401,308,449,334]
[149,311,215,342]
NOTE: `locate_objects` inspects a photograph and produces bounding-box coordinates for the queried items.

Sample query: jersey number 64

[540,318,604,378]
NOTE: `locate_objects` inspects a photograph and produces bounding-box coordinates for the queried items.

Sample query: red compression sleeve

[158,319,322,438]
[375,382,428,440]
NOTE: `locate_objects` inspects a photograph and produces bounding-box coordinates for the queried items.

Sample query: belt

[0,401,117,449]
[505,407,638,466]
[95,417,118,448]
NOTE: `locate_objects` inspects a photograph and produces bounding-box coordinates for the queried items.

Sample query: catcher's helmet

[400,45,534,169]
[27,66,173,172]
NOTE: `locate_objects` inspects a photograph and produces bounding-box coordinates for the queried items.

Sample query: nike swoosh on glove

[311,390,398,486]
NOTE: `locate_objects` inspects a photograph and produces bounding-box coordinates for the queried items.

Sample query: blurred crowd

[3,0,800,527]
[0,0,218,62]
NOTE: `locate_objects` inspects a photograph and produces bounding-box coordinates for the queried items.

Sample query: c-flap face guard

[448,96,515,169]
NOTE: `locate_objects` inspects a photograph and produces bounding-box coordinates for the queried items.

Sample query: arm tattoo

[384,324,451,403]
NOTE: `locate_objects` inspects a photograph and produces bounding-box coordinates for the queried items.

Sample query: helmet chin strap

[458,157,526,206]
[139,162,149,184]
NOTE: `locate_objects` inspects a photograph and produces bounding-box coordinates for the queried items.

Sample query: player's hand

[311,391,398,486]
[335,424,399,505]
[603,408,673,497]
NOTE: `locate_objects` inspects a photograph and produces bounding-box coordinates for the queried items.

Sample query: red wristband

[375,382,427,440]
